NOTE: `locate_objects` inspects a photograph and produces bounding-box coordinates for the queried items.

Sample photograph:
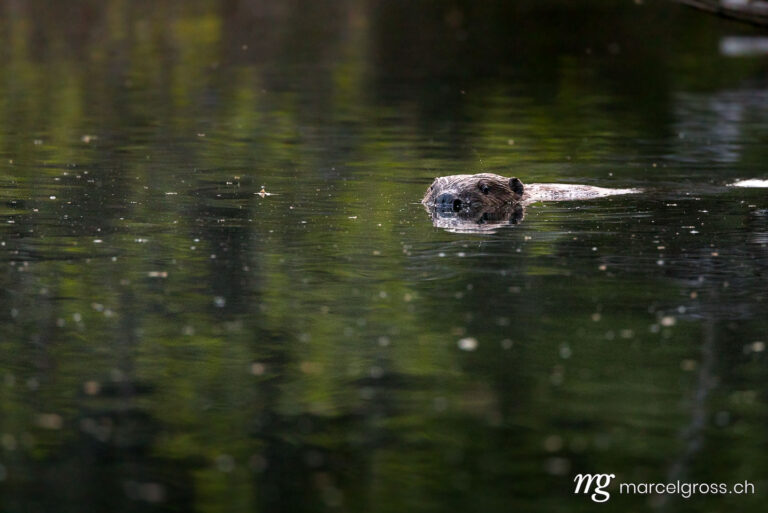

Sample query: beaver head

[422,173,525,212]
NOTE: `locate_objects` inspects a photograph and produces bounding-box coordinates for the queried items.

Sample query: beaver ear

[509,177,524,197]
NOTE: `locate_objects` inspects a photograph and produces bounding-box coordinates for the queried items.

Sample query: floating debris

[457,337,478,351]
[36,413,63,430]
[745,341,765,354]
[83,381,101,395]
[147,271,168,278]
[256,186,272,198]
[720,36,768,57]
[729,179,768,188]
[660,315,676,327]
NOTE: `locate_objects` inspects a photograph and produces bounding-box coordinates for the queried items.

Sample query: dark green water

[1,1,767,512]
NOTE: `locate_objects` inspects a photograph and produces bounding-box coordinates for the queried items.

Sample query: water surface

[0,1,767,512]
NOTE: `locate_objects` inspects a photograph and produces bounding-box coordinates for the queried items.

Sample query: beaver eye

[479,183,490,195]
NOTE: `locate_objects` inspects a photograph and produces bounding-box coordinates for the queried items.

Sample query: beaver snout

[435,193,463,211]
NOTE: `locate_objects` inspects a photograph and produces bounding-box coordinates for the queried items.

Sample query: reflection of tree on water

[651,206,768,508]
[0,288,198,512]
[672,89,768,165]
[657,314,717,511]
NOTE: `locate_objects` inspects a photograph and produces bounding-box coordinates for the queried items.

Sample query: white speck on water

[715,410,730,427]
[83,380,101,395]
[213,296,226,308]
[147,271,168,278]
[93,239,103,244]
[559,344,572,359]
[681,359,697,371]
[544,435,563,452]
[745,341,765,353]
[215,454,235,472]
[458,337,478,351]
[36,413,62,430]
[0,434,15,451]
[657,260,665,266]
[544,457,571,476]
[73,313,82,322]
[660,316,676,327]
[49,195,56,200]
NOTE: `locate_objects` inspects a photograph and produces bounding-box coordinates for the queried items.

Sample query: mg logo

[573,473,616,503]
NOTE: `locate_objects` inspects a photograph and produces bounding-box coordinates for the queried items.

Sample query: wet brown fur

[421,173,524,210]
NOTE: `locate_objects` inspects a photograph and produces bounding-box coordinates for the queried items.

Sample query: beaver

[422,173,638,211]
[422,173,639,232]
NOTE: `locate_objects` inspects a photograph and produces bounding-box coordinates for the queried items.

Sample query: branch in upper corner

[675,0,768,26]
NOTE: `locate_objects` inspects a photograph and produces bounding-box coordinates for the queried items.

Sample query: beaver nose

[436,193,462,211]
